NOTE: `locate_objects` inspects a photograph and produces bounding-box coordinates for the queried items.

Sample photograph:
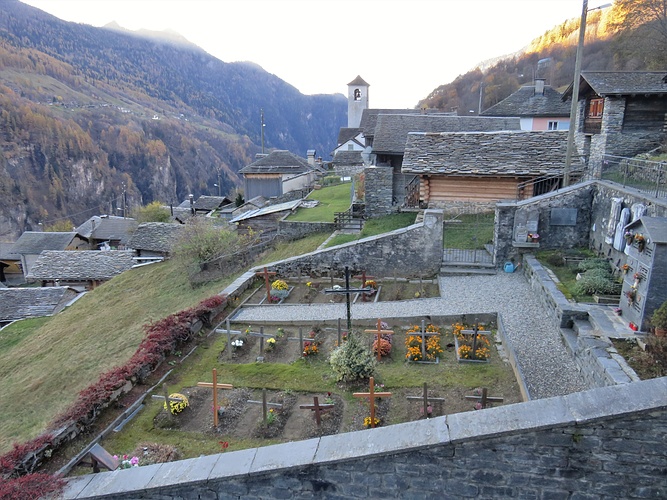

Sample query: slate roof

[75,216,138,243]
[239,150,313,175]
[0,287,78,321]
[337,128,363,146]
[372,114,521,154]
[126,223,185,254]
[229,200,301,223]
[348,75,369,87]
[402,130,568,176]
[27,250,135,281]
[11,232,78,255]
[193,196,233,211]
[360,109,458,140]
[625,216,667,244]
[562,71,667,99]
[0,242,19,261]
[332,150,364,167]
[481,85,570,117]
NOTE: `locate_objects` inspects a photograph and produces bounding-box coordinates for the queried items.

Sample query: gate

[442,210,495,265]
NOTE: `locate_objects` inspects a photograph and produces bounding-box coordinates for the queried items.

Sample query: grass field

[285,183,352,222]
[443,212,495,249]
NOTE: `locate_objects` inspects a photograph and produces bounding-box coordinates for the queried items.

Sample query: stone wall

[63,378,667,499]
[268,210,443,279]
[277,219,336,241]
[494,183,594,265]
[364,166,395,218]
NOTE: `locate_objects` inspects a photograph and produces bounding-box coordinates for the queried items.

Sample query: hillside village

[1,68,667,497]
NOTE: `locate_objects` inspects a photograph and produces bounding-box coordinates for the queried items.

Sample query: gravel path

[232,273,587,400]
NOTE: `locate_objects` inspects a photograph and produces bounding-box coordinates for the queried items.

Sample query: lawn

[324,212,417,247]
[443,212,495,249]
[285,182,352,222]
[0,261,236,454]
[535,249,601,302]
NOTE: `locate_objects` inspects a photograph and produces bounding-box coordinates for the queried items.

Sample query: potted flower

[634,234,646,252]
[625,289,637,306]
[527,233,540,243]
[621,263,630,274]
[650,300,667,337]
[624,230,634,245]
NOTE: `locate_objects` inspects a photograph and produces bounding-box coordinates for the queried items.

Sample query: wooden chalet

[401,130,568,208]
[239,150,319,200]
[481,79,571,131]
[26,250,135,289]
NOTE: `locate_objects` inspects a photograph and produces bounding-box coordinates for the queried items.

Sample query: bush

[545,250,565,267]
[329,333,376,382]
[0,473,66,500]
[129,443,181,466]
[577,258,611,273]
[573,273,618,295]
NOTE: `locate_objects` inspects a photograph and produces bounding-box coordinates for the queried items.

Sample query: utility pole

[260,108,265,154]
[122,183,126,219]
[563,0,589,188]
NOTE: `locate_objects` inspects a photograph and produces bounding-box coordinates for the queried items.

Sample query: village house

[562,71,667,176]
[239,150,321,201]
[126,222,185,261]
[8,231,88,279]
[0,287,79,325]
[481,79,571,131]
[75,215,138,250]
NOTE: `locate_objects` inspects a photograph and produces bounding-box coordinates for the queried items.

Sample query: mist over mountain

[0,0,346,238]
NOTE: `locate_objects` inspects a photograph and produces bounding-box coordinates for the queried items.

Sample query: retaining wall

[62,377,667,499]
[277,219,336,241]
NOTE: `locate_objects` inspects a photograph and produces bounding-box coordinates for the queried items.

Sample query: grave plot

[101,319,523,467]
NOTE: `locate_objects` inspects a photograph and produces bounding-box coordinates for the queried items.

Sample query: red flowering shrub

[373,338,392,358]
[0,435,53,477]
[0,473,66,500]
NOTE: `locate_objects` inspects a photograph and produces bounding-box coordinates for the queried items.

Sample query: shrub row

[0,294,227,484]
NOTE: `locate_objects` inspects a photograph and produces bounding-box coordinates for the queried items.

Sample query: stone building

[562,71,667,177]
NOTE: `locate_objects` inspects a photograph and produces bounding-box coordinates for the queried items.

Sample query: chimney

[189,194,195,215]
[534,78,546,96]
[307,149,316,166]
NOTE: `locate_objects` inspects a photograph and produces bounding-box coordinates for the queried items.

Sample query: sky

[22,0,612,109]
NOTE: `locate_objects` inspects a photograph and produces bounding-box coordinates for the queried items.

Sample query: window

[354,89,361,101]
[348,144,354,150]
[588,98,604,119]
[548,121,558,130]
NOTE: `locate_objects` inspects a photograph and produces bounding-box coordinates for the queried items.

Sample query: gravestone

[550,208,578,226]
[606,197,623,244]
[77,443,119,473]
[631,203,647,223]
[513,208,539,242]
[614,208,631,252]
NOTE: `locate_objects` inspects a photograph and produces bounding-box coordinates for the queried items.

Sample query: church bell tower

[347,75,369,128]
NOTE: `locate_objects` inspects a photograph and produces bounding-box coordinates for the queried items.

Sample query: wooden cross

[245,326,275,361]
[465,387,504,409]
[197,368,233,427]
[255,266,277,302]
[353,270,375,302]
[215,318,242,360]
[461,322,489,360]
[353,376,392,428]
[323,266,372,331]
[247,388,283,425]
[364,318,393,361]
[299,396,334,427]
[406,382,445,419]
[417,319,440,360]
[287,327,305,355]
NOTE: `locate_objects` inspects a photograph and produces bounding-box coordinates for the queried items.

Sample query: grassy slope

[285,183,352,222]
[324,212,417,247]
[0,233,331,454]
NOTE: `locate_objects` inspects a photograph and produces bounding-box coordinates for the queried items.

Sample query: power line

[40,195,123,224]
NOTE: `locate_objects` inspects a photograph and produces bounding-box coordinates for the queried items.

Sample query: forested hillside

[0,0,346,239]
[419,0,667,114]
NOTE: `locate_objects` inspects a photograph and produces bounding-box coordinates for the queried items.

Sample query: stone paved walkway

[232,273,588,400]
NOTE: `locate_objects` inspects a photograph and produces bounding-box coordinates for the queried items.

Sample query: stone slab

[448,397,573,443]
[74,463,162,497]
[146,454,220,488]
[565,377,667,423]
[249,438,319,473]
[315,417,449,464]
[61,474,95,499]
[209,447,256,478]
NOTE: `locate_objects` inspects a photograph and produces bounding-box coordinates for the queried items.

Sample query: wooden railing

[334,203,365,231]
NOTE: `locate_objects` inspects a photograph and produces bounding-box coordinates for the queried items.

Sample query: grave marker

[353,270,375,302]
[364,318,393,361]
[299,396,334,427]
[416,319,440,361]
[247,388,283,425]
[255,267,277,302]
[465,387,503,409]
[287,327,305,355]
[216,318,242,360]
[406,382,445,419]
[353,376,392,428]
[197,368,233,427]
[323,266,372,331]
[460,322,489,360]
[76,443,119,473]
